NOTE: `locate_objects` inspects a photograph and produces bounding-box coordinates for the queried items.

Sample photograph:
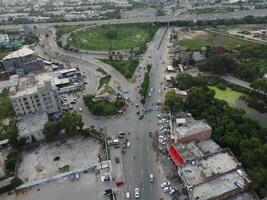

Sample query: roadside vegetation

[187,7,236,14]
[0,89,15,121]
[99,75,111,89]
[139,65,152,104]
[23,34,39,45]
[101,59,139,79]
[83,95,125,116]
[55,25,84,39]
[68,23,158,51]
[169,74,267,197]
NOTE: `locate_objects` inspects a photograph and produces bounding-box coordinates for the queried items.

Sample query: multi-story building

[1,47,44,75]
[9,74,60,115]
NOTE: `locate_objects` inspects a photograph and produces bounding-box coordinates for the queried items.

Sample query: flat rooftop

[176,142,204,162]
[3,47,34,60]
[9,72,54,97]
[175,139,222,162]
[196,139,222,155]
[192,169,251,200]
[175,118,211,138]
[182,151,239,186]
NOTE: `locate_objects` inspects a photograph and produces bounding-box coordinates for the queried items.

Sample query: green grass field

[101,59,139,79]
[178,31,251,50]
[68,24,154,51]
[209,86,246,106]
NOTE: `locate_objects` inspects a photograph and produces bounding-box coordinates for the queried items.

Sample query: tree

[10,177,23,189]
[251,78,267,93]
[61,112,84,134]
[185,87,215,117]
[164,91,184,112]
[43,121,62,141]
[201,54,237,75]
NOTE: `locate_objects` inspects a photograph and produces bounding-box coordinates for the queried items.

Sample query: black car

[139,114,144,120]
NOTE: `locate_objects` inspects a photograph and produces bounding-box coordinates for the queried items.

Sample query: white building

[0,34,9,44]
[9,74,60,115]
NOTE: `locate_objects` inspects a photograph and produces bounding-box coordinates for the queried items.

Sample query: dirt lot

[18,136,100,182]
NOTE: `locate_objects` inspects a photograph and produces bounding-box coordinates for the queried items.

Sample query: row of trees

[43,112,84,141]
[139,65,152,104]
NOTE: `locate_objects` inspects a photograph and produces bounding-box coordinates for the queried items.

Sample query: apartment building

[9,74,60,115]
[1,47,44,74]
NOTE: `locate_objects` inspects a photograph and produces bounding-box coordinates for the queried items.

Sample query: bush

[10,177,23,189]
[83,95,125,116]
[216,83,226,90]
[5,151,18,173]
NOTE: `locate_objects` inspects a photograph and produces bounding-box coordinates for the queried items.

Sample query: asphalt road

[35,25,170,199]
[1,9,267,31]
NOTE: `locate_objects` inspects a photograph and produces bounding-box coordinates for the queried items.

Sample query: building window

[26,106,30,109]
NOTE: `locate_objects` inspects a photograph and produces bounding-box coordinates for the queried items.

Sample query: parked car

[135,188,139,198]
[164,187,171,193]
[161,182,171,188]
[169,188,176,195]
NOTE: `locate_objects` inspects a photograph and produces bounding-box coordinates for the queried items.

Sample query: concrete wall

[177,128,212,143]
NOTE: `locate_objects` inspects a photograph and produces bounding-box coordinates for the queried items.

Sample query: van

[150,174,154,182]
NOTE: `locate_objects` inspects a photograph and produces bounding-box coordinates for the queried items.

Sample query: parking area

[18,136,100,182]
[1,166,118,200]
[154,114,189,200]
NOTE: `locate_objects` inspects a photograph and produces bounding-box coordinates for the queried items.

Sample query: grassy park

[209,86,246,106]
[68,23,157,50]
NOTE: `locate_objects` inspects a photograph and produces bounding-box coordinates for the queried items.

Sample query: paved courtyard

[18,136,100,182]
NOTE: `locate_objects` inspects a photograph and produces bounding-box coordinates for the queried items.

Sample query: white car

[135,188,139,198]
[79,107,83,112]
[127,142,131,148]
[161,182,171,188]
[164,187,171,193]
[126,192,130,199]
[158,89,162,94]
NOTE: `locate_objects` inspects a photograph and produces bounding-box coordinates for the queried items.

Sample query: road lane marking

[141,169,143,175]
[150,185,153,192]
